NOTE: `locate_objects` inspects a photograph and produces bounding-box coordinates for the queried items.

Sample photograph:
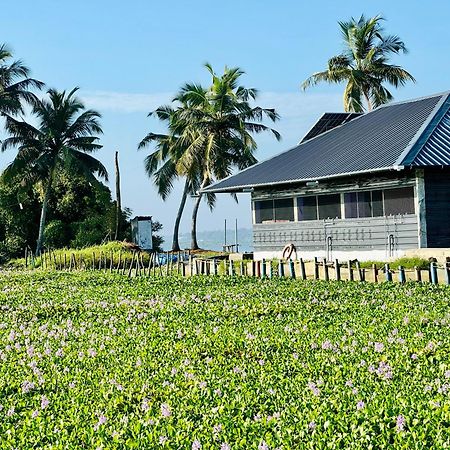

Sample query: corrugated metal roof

[204,92,450,193]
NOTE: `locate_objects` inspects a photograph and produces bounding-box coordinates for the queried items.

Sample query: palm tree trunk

[171,178,190,251]
[114,151,121,240]
[36,174,53,256]
[190,192,202,250]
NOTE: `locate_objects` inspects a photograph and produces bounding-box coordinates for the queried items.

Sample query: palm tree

[139,103,196,252]
[172,64,280,250]
[1,88,107,254]
[0,43,43,115]
[301,15,415,112]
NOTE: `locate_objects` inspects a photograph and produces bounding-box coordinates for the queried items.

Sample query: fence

[23,248,450,285]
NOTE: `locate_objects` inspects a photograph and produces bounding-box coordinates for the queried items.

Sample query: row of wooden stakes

[25,248,450,285]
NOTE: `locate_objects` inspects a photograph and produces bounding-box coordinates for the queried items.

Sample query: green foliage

[357,257,430,270]
[0,273,449,448]
[302,15,415,112]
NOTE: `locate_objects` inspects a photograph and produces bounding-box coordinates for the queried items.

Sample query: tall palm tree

[0,43,43,115]
[175,64,281,250]
[139,103,196,252]
[302,15,415,112]
[1,88,107,254]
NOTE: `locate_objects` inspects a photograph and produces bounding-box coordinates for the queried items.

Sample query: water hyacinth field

[0,272,449,449]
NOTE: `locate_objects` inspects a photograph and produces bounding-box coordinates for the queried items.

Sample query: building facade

[204,92,450,260]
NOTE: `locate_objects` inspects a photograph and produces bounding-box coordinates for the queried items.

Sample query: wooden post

[181,259,186,277]
[445,263,450,285]
[398,266,406,284]
[117,251,122,273]
[278,259,285,278]
[314,257,319,280]
[256,260,261,278]
[372,264,378,282]
[300,258,306,280]
[323,258,329,281]
[355,261,362,282]
[385,264,392,282]
[189,255,193,277]
[267,260,272,279]
[69,253,73,271]
[289,259,295,279]
[251,261,256,277]
[25,248,28,268]
[414,266,422,282]
[128,252,135,277]
[335,259,341,281]
[229,259,235,276]
[430,262,438,284]
[240,261,245,276]
[348,260,353,281]
[261,259,266,279]
[177,252,181,274]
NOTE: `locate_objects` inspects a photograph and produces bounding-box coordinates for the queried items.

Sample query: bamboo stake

[335,259,341,281]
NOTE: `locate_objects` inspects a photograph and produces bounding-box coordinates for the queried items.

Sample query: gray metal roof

[204,92,450,193]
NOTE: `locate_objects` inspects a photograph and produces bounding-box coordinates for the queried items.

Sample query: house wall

[251,171,419,260]
[425,169,450,248]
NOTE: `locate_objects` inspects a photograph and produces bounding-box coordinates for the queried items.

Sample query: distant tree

[301,15,415,112]
[1,88,107,254]
[151,220,164,253]
[0,43,43,115]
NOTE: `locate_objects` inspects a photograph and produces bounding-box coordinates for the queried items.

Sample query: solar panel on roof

[301,112,362,142]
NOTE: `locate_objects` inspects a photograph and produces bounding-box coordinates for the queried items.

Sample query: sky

[1,0,450,240]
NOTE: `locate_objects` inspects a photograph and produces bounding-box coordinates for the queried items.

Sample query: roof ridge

[397,93,450,166]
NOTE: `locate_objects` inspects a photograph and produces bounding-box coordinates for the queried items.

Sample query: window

[384,187,415,215]
[344,190,383,218]
[255,200,273,223]
[274,198,294,222]
[318,194,341,219]
[371,190,383,217]
[254,198,294,223]
[298,196,318,221]
[344,192,358,218]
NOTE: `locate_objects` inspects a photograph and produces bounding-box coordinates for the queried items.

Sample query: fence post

[256,260,261,278]
[355,261,363,282]
[323,258,329,281]
[372,264,378,282]
[384,263,392,282]
[314,257,319,280]
[268,260,273,279]
[289,259,296,279]
[335,258,341,281]
[348,260,353,281]
[181,259,186,277]
[251,260,256,277]
[398,266,406,284]
[300,258,306,280]
[261,259,266,279]
[229,259,235,276]
[445,262,450,285]
[278,259,285,278]
[414,266,422,282]
[430,262,438,284]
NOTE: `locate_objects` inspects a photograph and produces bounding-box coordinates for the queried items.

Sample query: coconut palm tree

[139,103,196,252]
[0,43,43,115]
[1,88,107,254]
[301,15,415,112]
[174,64,281,250]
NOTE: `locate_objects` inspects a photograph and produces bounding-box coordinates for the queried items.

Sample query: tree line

[0,14,414,258]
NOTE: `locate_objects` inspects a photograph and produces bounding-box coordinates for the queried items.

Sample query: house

[203,92,450,261]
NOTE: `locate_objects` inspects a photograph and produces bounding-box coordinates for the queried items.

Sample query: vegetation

[139,64,280,251]
[1,88,107,254]
[0,272,449,448]
[302,15,415,112]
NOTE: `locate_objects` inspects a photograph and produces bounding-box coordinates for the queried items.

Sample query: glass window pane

[255,200,273,223]
[298,196,317,221]
[372,190,383,217]
[274,198,294,222]
[344,192,357,218]
[384,187,415,215]
[357,191,372,217]
[318,194,341,219]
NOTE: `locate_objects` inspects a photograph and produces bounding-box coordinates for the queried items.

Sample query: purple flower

[308,421,316,430]
[356,400,365,410]
[411,353,418,360]
[41,396,49,409]
[220,444,231,450]
[7,406,15,417]
[159,436,168,444]
[258,441,269,450]
[32,409,39,418]
[192,440,201,450]
[374,342,384,352]
[161,403,171,418]
[396,414,406,432]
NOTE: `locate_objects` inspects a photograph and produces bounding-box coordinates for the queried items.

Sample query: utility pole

[114,151,121,240]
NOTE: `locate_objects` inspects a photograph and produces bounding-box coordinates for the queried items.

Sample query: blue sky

[1,0,449,241]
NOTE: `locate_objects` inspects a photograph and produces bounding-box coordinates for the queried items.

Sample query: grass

[0,271,449,448]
